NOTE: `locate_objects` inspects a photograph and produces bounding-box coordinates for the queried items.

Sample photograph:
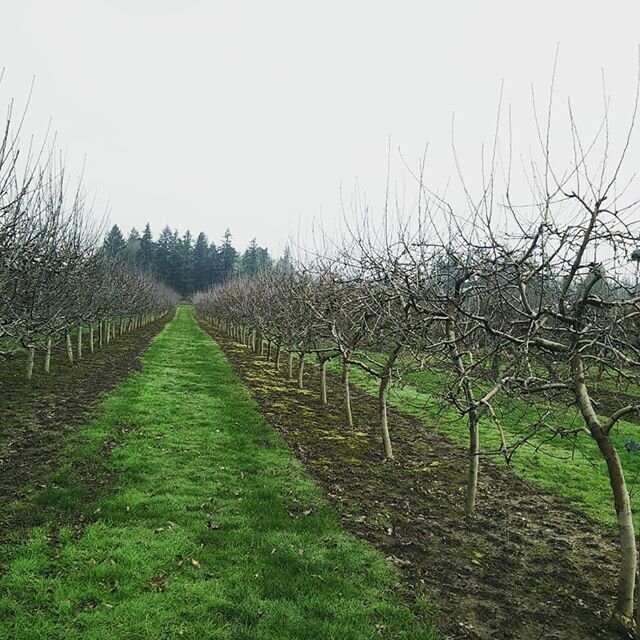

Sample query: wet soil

[0,315,171,538]
[203,322,626,640]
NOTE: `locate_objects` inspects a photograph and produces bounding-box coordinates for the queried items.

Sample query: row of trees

[0,91,178,379]
[103,224,288,296]
[195,96,640,633]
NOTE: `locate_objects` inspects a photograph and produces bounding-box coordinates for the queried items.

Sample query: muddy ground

[0,315,171,538]
[202,323,626,640]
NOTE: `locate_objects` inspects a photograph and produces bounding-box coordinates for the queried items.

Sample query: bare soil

[203,323,626,640]
[0,315,171,538]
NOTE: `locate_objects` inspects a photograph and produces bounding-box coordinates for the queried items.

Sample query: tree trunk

[65,333,74,364]
[342,356,354,429]
[44,337,52,373]
[378,344,403,461]
[572,353,636,632]
[465,409,480,516]
[298,352,306,389]
[89,323,95,353]
[77,325,83,359]
[26,346,35,380]
[288,352,294,380]
[601,434,637,634]
[266,340,272,361]
[105,321,111,345]
[379,375,393,459]
[446,302,479,515]
[99,320,104,348]
[274,342,281,370]
[320,359,328,404]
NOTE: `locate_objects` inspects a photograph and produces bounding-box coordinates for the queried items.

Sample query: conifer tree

[139,223,155,272]
[124,228,141,265]
[103,225,126,258]
[219,229,238,283]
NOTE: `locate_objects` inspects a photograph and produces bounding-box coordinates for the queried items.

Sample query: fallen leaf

[388,555,412,567]
[150,576,167,592]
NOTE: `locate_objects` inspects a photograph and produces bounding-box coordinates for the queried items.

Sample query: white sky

[1,1,639,256]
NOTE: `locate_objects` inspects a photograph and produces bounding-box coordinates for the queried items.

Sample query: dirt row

[0,314,171,538]
[202,322,625,640]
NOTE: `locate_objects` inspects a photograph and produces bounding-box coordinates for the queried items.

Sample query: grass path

[0,307,435,640]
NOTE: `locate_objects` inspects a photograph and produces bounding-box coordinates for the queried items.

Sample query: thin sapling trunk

[378,374,393,459]
[26,346,35,380]
[446,301,479,515]
[274,342,281,370]
[65,332,74,364]
[288,352,294,380]
[320,359,328,404]
[44,337,52,373]
[342,355,354,428]
[297,352,306,389]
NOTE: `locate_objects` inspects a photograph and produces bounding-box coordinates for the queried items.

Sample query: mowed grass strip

[0,307,436,640]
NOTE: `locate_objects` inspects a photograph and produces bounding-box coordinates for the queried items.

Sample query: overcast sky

[1,1,639,256]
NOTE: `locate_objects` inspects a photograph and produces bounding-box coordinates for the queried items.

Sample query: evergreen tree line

[102,224,290,296]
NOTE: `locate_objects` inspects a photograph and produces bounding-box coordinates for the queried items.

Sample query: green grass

[323,357,640,530]
[0,307,436,640]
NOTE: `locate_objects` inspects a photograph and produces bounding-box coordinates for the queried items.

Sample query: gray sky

[2,1,639,256]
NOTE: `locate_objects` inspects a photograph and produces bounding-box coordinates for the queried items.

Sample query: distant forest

[102,224,288,296]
